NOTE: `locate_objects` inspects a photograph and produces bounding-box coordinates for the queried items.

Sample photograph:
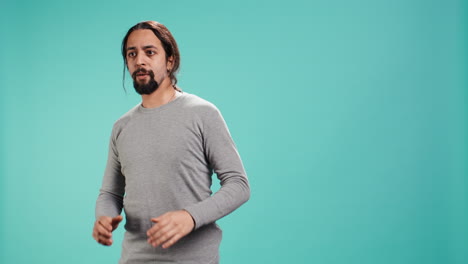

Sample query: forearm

[95,189,124,219]
[182,105,251,229]
[184,173,250,229]
[96,126,126,219]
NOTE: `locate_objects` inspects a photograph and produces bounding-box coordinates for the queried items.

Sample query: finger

[98,219,112,232]
[98,235,110,243]
[148,224,175,246]
[152,221,176,239]
[95,231,112,245]
[147,219,168,237]
[151,213,166,223]
[97,236,113,246]
[162,233,182,249]
[112,215,123,227]
[112,215,123,222]
[96,224,112,238]
[96,226,112,237]
[151,228,177,248]
[94,223,106,239]
[98,216,112,225]
[92,229,103,241]
[147,223,158,238]
[147,223,166,243]
[112,222,121,231]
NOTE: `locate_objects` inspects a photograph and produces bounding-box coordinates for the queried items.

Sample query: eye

[127,52,136,58]
[146,50,156,55]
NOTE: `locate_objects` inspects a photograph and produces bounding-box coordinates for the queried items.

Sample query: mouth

[136,75,149,82]
[134,71,150,80]
[133,68,152,81]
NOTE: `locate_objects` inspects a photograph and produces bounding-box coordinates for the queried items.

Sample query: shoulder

[180,92,221,116]
[181,92,218,111]
[180,92,229,131]
[111,103,140,136]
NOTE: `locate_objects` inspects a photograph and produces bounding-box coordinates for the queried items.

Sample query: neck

[140,77,177,108]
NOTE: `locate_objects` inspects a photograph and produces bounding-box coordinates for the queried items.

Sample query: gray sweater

[95,91,250,264]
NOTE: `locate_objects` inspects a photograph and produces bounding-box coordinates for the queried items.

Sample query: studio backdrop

[1,0,467,263]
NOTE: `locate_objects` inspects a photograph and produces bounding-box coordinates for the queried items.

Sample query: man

[92,21,250,264]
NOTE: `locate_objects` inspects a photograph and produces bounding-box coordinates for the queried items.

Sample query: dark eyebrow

[126,45,158,52]
[143,45,158,50]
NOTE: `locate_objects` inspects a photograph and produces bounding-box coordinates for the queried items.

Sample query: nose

[135,53,145,67]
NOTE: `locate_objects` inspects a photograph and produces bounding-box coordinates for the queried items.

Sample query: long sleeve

[183,106,250,229]
[95,94,249,262]
[95,125,126,219]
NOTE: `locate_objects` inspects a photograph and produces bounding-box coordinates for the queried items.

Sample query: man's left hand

[147,210,195,249]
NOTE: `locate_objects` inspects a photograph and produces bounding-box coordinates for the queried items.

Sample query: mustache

[132,68,155,79]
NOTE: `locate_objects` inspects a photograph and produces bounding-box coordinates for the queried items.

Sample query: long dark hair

[121,21,181,93]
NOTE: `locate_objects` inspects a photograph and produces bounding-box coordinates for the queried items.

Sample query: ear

[166,56,174,71]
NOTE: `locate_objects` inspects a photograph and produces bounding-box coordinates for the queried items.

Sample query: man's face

[125,29,173,95]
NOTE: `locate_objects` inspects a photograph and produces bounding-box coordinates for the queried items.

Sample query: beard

[132,68,160,95]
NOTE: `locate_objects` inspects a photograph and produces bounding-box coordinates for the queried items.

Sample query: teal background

[1,0,467,263]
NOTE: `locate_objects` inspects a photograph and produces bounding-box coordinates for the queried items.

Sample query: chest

[115,114,206,173]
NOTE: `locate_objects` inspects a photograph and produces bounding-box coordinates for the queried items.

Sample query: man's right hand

[92,215,123,246]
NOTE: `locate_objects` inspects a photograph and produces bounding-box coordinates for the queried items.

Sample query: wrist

[182,210,196,231]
